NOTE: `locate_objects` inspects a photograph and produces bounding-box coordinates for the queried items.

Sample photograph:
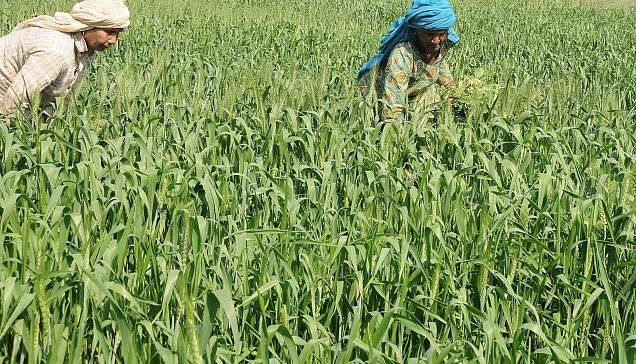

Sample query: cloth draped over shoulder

[358,0,459,79]
[13,0,130,33]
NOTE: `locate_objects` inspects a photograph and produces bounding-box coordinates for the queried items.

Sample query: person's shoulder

[392,41,417,58]
[394,41,414,52]
[19,27,75,51]
[34,27,74,42]
[387,41,416,64]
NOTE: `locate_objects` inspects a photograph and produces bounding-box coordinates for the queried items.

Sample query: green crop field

[1,0,635,362]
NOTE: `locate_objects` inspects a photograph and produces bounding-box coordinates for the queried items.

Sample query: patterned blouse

[359,41,454,122]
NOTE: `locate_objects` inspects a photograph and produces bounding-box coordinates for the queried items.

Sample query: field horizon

[1,0,635,362]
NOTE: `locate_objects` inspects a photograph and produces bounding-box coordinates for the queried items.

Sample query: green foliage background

[1,0,635,362]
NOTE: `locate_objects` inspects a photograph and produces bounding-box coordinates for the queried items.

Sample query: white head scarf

[13,0,130,33]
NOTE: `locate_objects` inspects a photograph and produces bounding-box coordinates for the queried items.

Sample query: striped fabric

[0,27,95,114]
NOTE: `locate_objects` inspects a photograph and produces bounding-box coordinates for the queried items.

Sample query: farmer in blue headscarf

[358,0,460,123]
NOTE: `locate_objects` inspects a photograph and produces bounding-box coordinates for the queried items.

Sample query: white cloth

[13,0,130,33]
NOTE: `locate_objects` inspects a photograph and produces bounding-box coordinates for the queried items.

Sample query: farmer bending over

[0,0,130,118]
[358,0,459,124]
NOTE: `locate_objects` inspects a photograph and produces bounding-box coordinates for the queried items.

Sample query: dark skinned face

[413,29,448,54]
[83,28,123,51]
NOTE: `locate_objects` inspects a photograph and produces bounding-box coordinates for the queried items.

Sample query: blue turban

[358,0,459,79]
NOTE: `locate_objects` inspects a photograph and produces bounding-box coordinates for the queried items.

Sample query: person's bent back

[0,0,130,117]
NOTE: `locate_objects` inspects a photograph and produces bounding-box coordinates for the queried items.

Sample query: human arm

[379,44,414,121]
[0,50,66,114]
